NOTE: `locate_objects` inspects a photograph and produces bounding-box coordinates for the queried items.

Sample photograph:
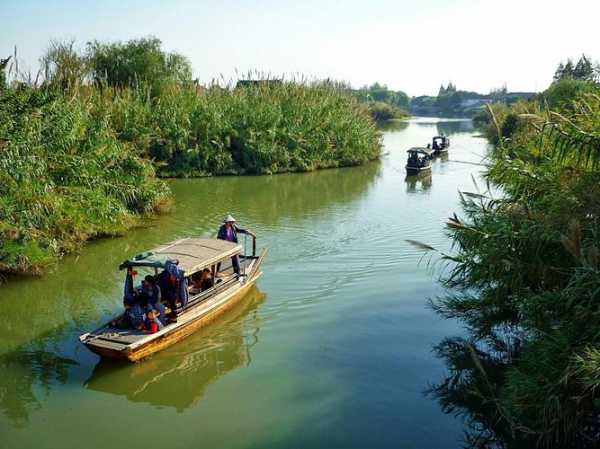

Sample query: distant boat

[79,237,267,362]
[406,147,434,174]
[431,135,450,155]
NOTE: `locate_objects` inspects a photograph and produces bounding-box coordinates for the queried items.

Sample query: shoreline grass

[0,39,381,277]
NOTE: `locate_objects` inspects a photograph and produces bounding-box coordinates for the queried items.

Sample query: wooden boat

[79,237,267,362]
[431,135,450,155]
[406,147,434,174]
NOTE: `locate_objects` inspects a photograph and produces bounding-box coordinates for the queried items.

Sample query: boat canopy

[119,238,242,274]
[407,147,434,156]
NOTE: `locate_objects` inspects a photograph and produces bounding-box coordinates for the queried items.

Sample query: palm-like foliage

[422,84,600,447]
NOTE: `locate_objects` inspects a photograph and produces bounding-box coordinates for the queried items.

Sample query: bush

[107,80,381,176]
[0,85,169,275]
[541,78,597,110]
[429,83,600,447]
[87,36,192,95]
[364,101,407,122]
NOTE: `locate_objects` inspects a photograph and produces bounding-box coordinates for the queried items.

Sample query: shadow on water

[0,349,78,427]
[426,336,536,449]
[405,173,432,193]
[85,287,265,412]
[377,119,410,133]
[172,160,383,228]
[412,118,475,137]
[435,120,474,136]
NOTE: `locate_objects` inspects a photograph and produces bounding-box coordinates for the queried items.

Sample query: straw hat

[223,214,236,223]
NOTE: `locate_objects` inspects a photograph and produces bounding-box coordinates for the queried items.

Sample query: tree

[86,36,192,93]
[40,40,89,89]
[573,54,595,81]
[562,59,574,79]
[553,55,598,84]
[489,84,507,102]
[0,56,10,90]
[553,62,565,81]
[393,90,410,110]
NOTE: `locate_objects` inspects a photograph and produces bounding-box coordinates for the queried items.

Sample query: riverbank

[113,80,381,178]
[0,85,171,277]
[428,78,600,447]
[0,41,380,276]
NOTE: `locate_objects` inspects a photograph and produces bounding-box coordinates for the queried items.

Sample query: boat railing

[242,234,258,277]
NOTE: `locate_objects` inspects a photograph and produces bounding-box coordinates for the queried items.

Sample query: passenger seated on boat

[140,275,167,325]
[111,268,146,330]
[125,302,146,331]
[200,268,214,291]
[143,309,164,334]
[190,271,203,295]
[140,275,161,306]
[158,259,188,323]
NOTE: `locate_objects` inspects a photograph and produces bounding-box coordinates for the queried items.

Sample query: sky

[1,0,599,96]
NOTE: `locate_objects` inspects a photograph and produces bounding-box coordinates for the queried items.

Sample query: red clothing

[144,321,159,334]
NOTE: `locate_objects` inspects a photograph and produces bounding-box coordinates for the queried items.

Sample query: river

[0,117,489,449]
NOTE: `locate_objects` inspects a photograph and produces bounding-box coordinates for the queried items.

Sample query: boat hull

[406,165,431,175]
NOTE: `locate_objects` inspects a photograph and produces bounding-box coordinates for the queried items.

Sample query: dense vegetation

[0,37,381,276]
[424,59,600,447]
[111,80,381,177]
[351,82,410,122]
[0,84,169,276]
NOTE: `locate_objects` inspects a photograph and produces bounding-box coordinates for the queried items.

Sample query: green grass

[0,86,170,276]
[104,79,381,176]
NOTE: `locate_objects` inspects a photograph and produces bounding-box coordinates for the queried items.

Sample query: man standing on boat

[217,214,255,275]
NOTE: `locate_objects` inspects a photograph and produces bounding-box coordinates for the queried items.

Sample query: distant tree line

[353,82,410,110]
[553,54,598,82]
[411,82,533,117]
[349,82,410,121]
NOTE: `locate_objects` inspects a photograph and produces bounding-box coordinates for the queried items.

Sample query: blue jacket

[217,224,248,243]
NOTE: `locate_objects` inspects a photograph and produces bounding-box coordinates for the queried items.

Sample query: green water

[0,118,488,449]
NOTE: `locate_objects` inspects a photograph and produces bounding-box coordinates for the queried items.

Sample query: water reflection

[427,337,530,449]
[412,118,475,137]
[405,174,432,193]
[377,119,410,133]
[0,349,77,427]
[172,160,382,228]
[85,287,265,411]
[436,120,474,136]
